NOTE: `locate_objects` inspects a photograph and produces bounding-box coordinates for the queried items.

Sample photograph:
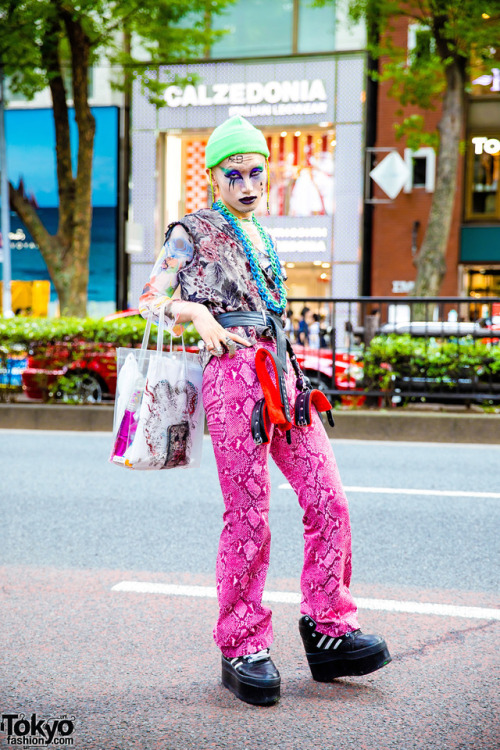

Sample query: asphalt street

[1,429,499,750]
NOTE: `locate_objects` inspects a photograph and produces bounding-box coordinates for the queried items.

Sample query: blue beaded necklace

[212,200,287,314]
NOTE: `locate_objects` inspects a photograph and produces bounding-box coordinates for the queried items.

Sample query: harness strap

[295,389,335,428]
[215,310,333,445]
[251,398,270,445]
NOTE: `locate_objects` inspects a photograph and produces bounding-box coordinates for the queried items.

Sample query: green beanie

[205,115,270,169]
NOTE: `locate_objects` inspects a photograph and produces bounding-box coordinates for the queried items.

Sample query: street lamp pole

[0,64,13,317]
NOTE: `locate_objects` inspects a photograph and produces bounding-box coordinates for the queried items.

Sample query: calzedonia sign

[164,79,328,117]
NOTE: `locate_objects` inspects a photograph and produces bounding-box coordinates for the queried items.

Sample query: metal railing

[286,297,500,405]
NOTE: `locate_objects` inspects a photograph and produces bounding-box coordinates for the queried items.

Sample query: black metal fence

[286,296,500,405]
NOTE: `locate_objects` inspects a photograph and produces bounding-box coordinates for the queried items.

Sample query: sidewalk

[1,403,499,443]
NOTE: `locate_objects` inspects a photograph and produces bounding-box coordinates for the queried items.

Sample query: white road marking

[111,581,500,621]
[331,439,500,450]
[1,430,499,451]
[278,483,500,499]
[112,581,218,598]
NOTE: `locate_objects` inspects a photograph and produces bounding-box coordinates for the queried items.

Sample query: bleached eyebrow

[220,164,264,178]
[221,167,241,176]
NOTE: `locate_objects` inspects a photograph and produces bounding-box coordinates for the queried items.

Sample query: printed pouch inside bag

[165,421,190,468]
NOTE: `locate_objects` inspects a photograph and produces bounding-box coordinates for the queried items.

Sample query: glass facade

[211,0,336,58]
[465,85,500,220]
[297,0,335,53]
[3,107,119,315]
[211,0,294,58]
[467,138,500,218]
[461,77,500,301]
[466,268,500,298]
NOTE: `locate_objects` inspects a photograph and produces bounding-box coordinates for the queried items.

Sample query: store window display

[469,141,499,217]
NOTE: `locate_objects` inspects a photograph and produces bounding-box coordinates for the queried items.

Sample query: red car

[21,310,200,402]
[293,344,364,391]
[22,341,118,402]
[22,311,365,403]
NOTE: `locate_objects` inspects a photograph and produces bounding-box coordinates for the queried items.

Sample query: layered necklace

[213,199,287,314]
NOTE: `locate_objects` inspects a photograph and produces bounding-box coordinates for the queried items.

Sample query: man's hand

[175,302,251,357]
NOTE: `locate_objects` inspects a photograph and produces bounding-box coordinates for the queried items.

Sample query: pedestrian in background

[298,306,310,345]
[308,312,321,349]
[284,307,295,342]
[139,115,391,706]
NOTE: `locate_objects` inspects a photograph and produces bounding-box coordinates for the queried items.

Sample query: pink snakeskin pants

[202,341,360,658]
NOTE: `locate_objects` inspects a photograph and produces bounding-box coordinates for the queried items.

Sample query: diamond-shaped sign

[369,151,410,200]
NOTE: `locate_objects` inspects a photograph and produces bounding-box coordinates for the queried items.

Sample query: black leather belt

[215,310,288,373]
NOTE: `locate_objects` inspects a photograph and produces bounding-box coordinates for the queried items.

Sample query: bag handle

[140,314,153,352]
[156,300,169,353]
[156,302,189,370]
[136,301,168,372]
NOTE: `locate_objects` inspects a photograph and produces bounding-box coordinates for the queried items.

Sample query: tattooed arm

[138,224,195,332]
[139,223,251,352]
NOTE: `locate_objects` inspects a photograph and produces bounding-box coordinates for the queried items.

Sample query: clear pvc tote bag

[109,304,204,470]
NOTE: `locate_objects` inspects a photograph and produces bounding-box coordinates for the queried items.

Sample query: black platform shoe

[299,616,392,682]
[221,648,281,706]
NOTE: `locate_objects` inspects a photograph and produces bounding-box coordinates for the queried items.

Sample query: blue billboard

[1,106,119,315]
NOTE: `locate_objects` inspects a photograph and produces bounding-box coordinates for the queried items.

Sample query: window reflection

[211,0,293,58]
[298,0,335,53]
[472,151,499,215]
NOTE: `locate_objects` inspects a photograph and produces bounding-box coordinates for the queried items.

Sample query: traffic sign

[369,151,410,200]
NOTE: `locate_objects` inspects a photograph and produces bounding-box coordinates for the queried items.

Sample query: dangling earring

[266,158,271,215]
[209,170,216,207]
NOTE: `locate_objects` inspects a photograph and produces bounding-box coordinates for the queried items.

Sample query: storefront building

[369,17,500,302]
[461,64,500,298]
[128,2,367,310]
[3,67,123,316]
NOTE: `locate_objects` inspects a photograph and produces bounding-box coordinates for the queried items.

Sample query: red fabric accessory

[254,347,292,431]
[250,348,293,445]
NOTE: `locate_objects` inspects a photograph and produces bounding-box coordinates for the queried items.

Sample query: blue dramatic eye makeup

[220,165,265,190]
[221,168,241,189]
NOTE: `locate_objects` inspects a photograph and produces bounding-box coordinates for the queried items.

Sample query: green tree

[319,0,500,297]
[0,0,234,316]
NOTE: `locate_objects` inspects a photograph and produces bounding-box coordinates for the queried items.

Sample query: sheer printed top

[138,208,286,369]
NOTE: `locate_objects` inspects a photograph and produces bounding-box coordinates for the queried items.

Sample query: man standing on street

[139,115,391,706]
